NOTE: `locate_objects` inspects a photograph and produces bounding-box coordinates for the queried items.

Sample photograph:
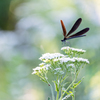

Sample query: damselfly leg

[62,41,71,47]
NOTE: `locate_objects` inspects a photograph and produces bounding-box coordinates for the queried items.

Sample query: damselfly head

[61,38,67,42]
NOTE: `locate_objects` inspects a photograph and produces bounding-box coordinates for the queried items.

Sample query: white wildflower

[73,57,89,64]
[53,58,59,62]
[59,57,75,64]
[32,71,37,74]
[39,53,64,60]
[32,67,42,74]
[42,64,50,70]
[39,63,45,66]
[33,67,42,71]
[54,68,64,75]
[71,48,86,53]
[67,64,75,68]
[39,53,50,60]
[61,46,86,53]
[61,46,70,50]
[43,59,50,63]
[32,64,50,75]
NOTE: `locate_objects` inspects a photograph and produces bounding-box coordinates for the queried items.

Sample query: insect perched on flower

[60,18,89,42]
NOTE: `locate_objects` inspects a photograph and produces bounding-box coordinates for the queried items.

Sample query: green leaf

[62,91,73,99]
[69,91,72,93]
[40,78,49,84]
[53,81,59,91]
[66,91,69,94]
[61,74,68,83]
[62,82,69,87]
[73,77,84,88]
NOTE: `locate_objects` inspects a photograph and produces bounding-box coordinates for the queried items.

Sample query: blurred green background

[0,0,100,100]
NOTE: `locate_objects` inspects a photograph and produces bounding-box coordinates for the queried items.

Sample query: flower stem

[60,88,63,100]
[60,79,75,99]
[50,83,55,100]
[72,67,76,100]
[72,74,75,100]
[56,90,59,100]
[72,88,75,100]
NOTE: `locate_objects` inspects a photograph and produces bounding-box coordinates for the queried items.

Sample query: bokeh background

[0,0,100,100]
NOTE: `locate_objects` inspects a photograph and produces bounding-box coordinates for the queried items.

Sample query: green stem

[60,79,75,99]
[61,72,68,83]
[50,83,55,100]
[72,65,77,100]
[56,90,59,100]
[60,88,63,100]
[72,74,75,100]
[72,76,75,100]
[72,88,75,100]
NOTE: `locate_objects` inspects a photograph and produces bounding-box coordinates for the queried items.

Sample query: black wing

[67,35,86,40]
[60,20,67,38]
[66,18,82,37]
[69,28,89,38]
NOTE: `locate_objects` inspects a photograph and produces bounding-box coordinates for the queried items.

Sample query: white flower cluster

[39,53,64,60]
[73,57,89,64]
[32,67,41,74]
[61,46,86,54]
[32,64,50,74]
[58,57,75,63]
[53,57,89,64]
[67,64,75,68]
[32,46,89,98]
[54,68,64,75]
[39,63,45,66]
[32,47,89,79]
